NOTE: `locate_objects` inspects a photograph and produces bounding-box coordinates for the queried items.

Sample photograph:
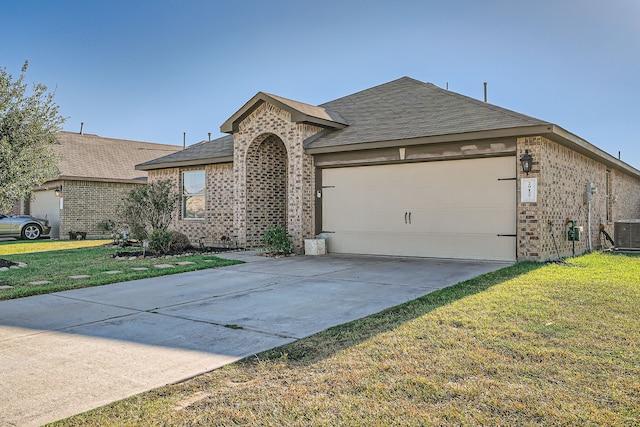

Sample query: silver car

[0,214,51,240]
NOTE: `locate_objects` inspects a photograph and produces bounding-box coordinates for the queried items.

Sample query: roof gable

[220,92,347,133]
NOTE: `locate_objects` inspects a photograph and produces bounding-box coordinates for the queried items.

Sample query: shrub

[117,180,179,241]
[148,229,173,255]
[97,219,116,233]
[170,231,192,253]
[263,225,293,255]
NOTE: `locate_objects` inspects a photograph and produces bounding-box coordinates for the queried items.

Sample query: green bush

[170,231,192,252]
[148,229,173,255]
[117,180,179,241]
[263,225,293,255]
[97,219,116,233]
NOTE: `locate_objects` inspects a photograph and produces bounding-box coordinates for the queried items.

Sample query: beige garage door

[321,156,516,261]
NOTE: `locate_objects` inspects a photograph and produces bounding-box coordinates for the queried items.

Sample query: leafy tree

[0,61,65,211]
[117,179,180,240]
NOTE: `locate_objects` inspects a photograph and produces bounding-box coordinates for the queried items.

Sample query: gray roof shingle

[136,135,234,170]
[306,77,550,149]
[137,76,552,169]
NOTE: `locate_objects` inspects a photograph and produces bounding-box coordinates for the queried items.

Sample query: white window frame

[182,170,205,220]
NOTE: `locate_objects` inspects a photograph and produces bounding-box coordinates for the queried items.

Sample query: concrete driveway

[0,252,510,426]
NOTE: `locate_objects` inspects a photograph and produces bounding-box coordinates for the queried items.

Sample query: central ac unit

[614,220,640,250]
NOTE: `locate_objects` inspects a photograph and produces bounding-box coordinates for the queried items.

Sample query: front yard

[51,252,640,426]
[0,240,242,300]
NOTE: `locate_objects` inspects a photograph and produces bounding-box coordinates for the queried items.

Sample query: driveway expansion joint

[148,310,300,340]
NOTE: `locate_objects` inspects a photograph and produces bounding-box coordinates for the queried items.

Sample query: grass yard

[51,252,640,426]
[0,240,242,300]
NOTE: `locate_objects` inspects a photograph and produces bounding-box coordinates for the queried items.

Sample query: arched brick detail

[245,134,288,247]
[232,102,324,249]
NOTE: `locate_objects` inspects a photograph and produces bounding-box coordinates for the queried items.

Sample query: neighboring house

[27,131,181,238]
[136,77,640,262]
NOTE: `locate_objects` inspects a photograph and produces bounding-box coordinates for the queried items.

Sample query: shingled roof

[305,76,551,150]
[140,77,553,170]
[136,135,234,170]
[53,131,181,183]
[135,76,640,177]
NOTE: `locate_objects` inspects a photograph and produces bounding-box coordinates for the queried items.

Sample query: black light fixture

[520,150,533,175]
[54,186,62,197]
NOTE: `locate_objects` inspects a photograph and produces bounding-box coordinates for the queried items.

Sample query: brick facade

[232,102,322,249]
[59,180,144,238]
[148,103,324,250]
[148,163,235,246]
[147,102,640,261]
[516,136,640,260]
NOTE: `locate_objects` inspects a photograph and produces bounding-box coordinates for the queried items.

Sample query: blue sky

[3,0,640,168]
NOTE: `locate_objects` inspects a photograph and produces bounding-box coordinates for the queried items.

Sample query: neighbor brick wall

[148,163,235,246]
[59,180,143,239]
[517,136,640,261]
[232,102,322,249]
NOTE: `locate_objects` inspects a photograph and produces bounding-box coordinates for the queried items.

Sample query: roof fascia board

[57,176,149,184]
[136,157,234,171]
[291,113,347,130]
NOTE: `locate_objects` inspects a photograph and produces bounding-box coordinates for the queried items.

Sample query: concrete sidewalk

[0,253,510,426]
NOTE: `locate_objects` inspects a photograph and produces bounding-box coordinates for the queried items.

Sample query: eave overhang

[135,156,234,171]
[305,124,640,179]
[50,175,149,184]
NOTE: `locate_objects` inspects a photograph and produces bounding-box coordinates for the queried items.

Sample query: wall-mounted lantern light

[54,186,62,197]
[520,150,533,175]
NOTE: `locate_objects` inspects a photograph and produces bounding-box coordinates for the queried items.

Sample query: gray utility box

[614,219,640,250]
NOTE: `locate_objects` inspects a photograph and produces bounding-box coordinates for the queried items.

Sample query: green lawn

[50,252,640,426]
[0,240,242,300]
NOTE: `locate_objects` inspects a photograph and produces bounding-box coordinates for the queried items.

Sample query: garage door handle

[408,212,412,224]
[404,212,408,224]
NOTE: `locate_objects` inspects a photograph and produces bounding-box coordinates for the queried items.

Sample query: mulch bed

[112,246,241,259]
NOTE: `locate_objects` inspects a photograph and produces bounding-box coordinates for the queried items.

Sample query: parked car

[0,214,51,240]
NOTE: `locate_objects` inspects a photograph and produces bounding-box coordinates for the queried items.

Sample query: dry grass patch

[0,239,107,255]
[53,253,640,426]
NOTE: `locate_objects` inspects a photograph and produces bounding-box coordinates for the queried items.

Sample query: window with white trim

[182,170,205,219]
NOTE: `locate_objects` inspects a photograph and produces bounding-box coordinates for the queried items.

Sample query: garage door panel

[322,157,516,261]
[324,207,406,232]
[409,208,515,234]
[327,231,515,262]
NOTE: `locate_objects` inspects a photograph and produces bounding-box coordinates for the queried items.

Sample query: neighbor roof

[53,131,181,183]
